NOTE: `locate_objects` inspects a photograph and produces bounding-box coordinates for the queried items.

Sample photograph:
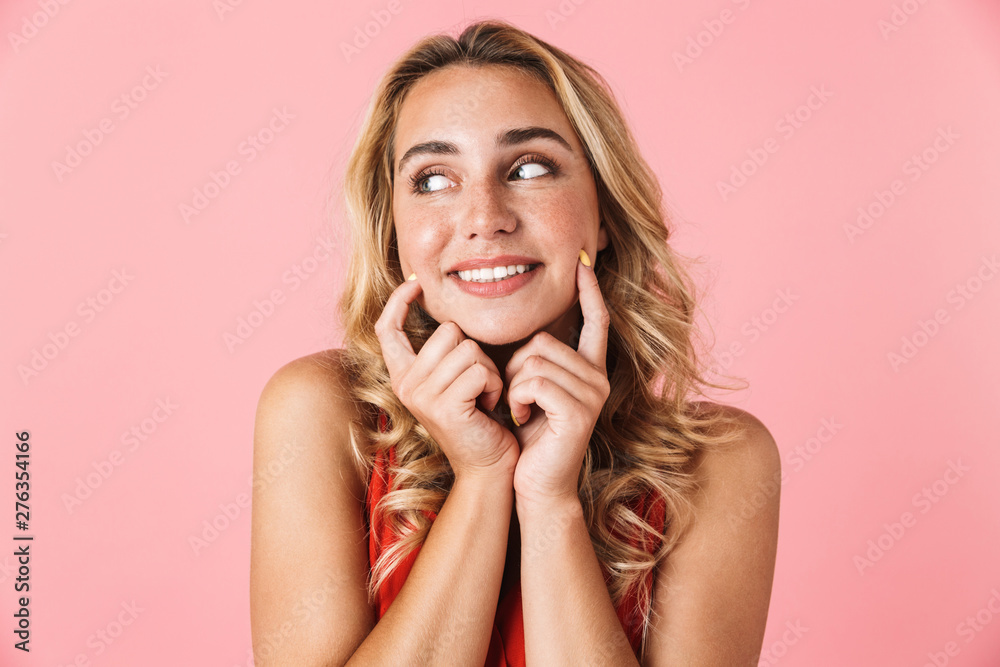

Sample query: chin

[464,326,535,349]
[415,302,535,347]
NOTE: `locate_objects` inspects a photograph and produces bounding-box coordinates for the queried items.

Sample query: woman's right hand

[374,276,520,481]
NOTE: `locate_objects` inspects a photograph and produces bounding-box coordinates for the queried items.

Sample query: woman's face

[391,63,608,347]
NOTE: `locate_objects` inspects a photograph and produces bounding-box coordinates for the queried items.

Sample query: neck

[477,339,524,381]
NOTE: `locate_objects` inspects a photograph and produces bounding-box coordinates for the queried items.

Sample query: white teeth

[457,264,536,283]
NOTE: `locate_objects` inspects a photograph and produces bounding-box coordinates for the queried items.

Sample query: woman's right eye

[409,170,450,194]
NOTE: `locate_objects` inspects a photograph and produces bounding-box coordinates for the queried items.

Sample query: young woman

[250,19,780,666]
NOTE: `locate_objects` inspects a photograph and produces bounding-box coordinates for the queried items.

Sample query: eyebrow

[395,126,573,174]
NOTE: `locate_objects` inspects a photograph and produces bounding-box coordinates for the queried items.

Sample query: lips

[450,262,540,297]
[446,254,542,274]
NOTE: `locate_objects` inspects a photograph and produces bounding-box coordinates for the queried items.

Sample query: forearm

[518,495,640,666]
[347,471,514,666]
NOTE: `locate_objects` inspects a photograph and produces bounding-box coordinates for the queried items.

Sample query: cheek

[395,217,448,270]
[531,196,596,244]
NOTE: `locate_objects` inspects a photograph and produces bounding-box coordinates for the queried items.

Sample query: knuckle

[382,340,401,361]
[533,331,554,345]
[441,321,464,343]
[394,380,410,403]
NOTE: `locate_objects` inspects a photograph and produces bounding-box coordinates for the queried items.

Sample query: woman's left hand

[506,253,611,507]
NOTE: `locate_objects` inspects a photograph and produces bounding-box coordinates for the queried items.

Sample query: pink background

[2,1,999,665]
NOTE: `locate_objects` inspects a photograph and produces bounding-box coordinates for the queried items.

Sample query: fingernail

[579,249,591,267]
[510,407,520,427]
[407,272,417,281]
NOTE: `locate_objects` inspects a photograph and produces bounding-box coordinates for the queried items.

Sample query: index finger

[575,254,610,374]
[373,277,423,378]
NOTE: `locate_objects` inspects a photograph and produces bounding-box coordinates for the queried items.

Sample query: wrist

[454,461,517,488]
[514,489,583,520]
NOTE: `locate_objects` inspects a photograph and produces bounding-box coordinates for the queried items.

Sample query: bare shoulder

[251,348,375,665]
[686,400,781,483]
[642,402,781,666]
[679,400,782,548]
[254,348,366,495]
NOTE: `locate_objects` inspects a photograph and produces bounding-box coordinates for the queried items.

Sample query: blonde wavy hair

[335,18,748,658]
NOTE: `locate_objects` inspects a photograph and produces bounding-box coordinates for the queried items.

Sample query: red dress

[366,411,666,665]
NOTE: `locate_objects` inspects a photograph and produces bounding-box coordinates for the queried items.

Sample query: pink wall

[2,1,998,665]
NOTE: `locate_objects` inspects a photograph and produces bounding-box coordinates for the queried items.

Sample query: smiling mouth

[452,264,540,283]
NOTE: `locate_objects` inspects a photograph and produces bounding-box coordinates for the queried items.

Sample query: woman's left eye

[510,155,560,181]
[511,162,550,180]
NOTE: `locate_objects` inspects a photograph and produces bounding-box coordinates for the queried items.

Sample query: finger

[507,355,594,425]
[442,359,505,418]
[507,370,588,428]
[420,335,504,411]
[504,331,585,388]
[374,278,423,379]
[403,320,466,389]
[574,254,610,374]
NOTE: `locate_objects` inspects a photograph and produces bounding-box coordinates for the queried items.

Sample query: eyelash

[407,153,561,195]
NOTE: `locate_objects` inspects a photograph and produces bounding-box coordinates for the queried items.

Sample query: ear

[597,220,609,252]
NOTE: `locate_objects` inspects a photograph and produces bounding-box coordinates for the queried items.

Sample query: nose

[460,178,517,239]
